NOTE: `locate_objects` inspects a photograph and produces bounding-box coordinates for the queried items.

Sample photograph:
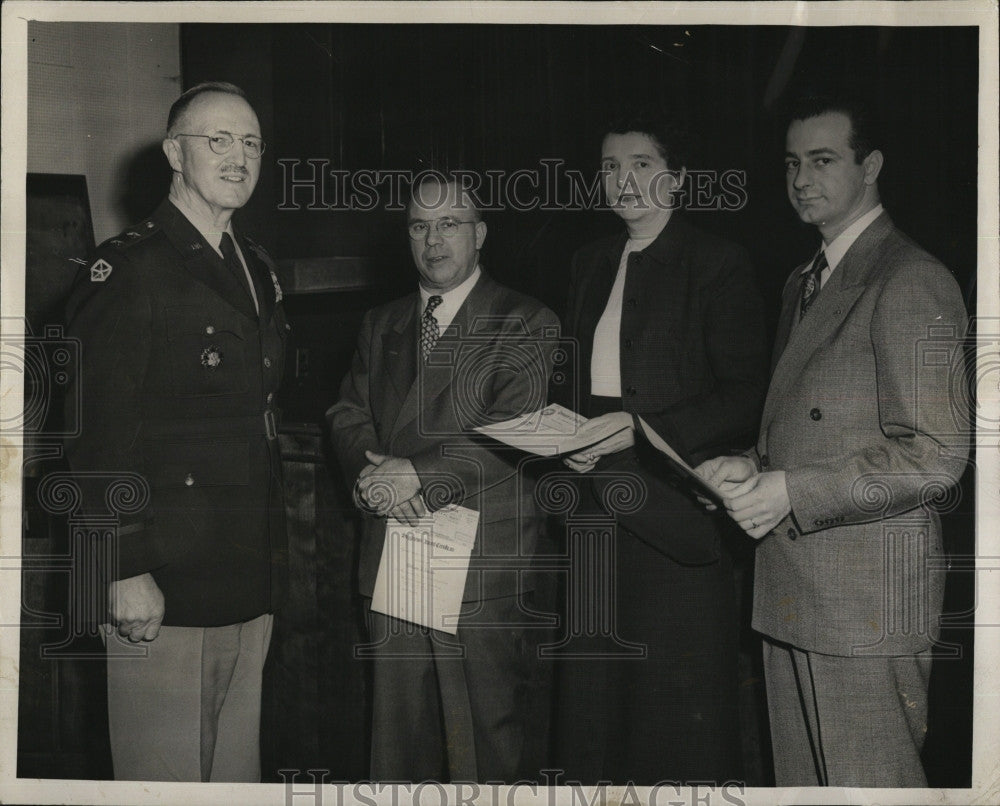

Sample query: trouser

[762,636,932,787]
[104,613,273,782]
[365,595,549,783]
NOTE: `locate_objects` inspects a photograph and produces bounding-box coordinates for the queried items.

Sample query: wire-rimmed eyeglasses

[407,217,477,241]
[173,132,266,158]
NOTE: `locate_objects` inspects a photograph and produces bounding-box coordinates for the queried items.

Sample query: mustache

[221,166,250,176]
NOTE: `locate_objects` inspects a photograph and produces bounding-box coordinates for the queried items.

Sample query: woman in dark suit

[551,115,768,784]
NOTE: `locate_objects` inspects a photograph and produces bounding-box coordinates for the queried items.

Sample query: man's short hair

[603,112,693,172]
[407,169,483,222]
[166,81,250,135]
[785,94,881,163]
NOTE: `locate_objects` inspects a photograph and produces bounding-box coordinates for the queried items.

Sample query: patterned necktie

[800,250,828,317]
[420,295,443,361]
[219,232,254,302]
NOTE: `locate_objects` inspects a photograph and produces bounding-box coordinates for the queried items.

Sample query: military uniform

[65,198,289,626]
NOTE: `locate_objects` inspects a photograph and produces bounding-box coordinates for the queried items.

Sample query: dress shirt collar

[168,193,236,257]
[419,265,482,332]
[803,203,884,276]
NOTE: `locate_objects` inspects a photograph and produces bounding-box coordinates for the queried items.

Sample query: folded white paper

[635,416,725,506]
[371,504,479,634]
[473,403,627,456]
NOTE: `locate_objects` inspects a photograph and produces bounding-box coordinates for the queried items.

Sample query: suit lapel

[156,201,258,321]
[237,233,274,323]
[389,274,495,440]
[578,237,624,335]
[762,213,894,428]
[382,297,419,437]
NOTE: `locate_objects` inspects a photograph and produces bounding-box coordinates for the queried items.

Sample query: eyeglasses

[407,217,477,241]
[173,132,266,158]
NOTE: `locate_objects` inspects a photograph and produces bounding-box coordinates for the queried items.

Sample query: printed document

[371,504,479,634]
[473,403,627,456]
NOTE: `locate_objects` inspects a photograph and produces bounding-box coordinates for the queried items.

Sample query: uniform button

[810,408,822,421]
[184,473,195,487]
[266,392,274,404]
[787,528,797,540]
[626,386,637,396]
[205,325,215,335]
[263,356,272,368]
[760,454,770,468]
[624,337,633,348]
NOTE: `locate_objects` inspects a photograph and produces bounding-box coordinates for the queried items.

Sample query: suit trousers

[365,594,550,782]
[762,637,932,787]
[104,613,273,782]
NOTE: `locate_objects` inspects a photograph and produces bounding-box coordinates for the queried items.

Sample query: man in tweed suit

[696,95,968,786]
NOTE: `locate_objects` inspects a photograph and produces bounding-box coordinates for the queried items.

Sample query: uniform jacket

[64,199,289,627]
[327,272,559,602]
[752,212,969,656]
[562,215,769,563]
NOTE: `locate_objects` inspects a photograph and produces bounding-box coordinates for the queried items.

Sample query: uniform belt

[143,411,279,440]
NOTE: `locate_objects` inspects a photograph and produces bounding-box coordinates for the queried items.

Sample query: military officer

[64,81,289,782]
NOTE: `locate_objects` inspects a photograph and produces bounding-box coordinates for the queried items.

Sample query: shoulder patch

[90,258,113,282]
[99,219,159,251]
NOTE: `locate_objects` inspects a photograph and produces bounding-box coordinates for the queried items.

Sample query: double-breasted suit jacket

[65,199,289,627]
[753,212,969,657]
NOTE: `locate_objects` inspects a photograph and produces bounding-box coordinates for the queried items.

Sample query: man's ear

[162,137,183,174]
[863,149,883,185]
[475,220,487,250]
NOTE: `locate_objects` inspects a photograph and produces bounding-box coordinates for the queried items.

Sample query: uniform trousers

[104,612,273,782]
[762,636,932,787]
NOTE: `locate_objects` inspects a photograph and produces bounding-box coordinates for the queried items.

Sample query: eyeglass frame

[172,131,266,158]
[406,217,479,241]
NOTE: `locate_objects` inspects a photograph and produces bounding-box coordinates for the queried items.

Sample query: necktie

[800,250,828,317]
[219,232,255,304]
[420,295,443,361]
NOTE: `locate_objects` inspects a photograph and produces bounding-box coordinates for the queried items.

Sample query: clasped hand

[563,411,635,473]
[356,450,426,526]
[693,456,791,539]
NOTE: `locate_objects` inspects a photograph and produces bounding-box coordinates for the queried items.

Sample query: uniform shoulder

[97,218,162,254]
[73,219,163,291]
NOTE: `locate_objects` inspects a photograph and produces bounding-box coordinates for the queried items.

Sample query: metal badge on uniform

[90,258,113,282]
[200,346,223,368]
[269,270,283,303]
